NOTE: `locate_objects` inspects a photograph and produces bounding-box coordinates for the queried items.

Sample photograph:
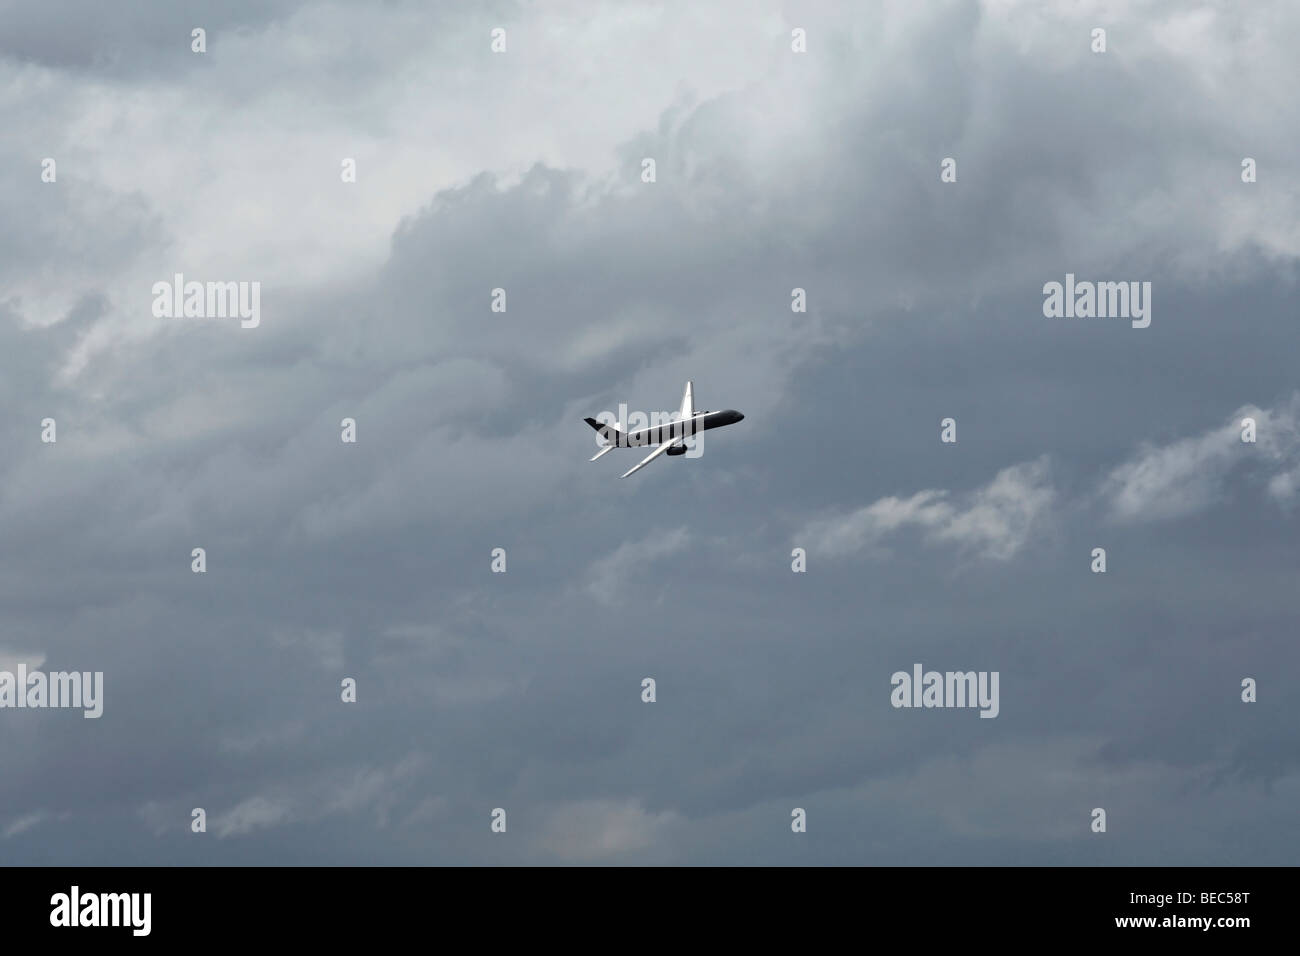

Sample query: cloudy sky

[1,0,1298,864]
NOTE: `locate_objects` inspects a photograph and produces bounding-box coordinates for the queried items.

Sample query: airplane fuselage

[611,409,744,447]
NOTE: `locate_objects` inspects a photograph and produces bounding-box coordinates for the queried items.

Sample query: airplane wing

[620,438,676,478]
[680,380,694,419]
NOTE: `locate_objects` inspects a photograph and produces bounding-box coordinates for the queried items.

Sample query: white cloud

[798,457,1054,561]
[0,648,47,673]
[3,810,53,839]
[803,395,1300,563]
[587,527,691,605]
[0,0,788,371]
[142,754,433,840]
[213,795,294,838]
[536,798,683,862]
[1101,395,1300,521]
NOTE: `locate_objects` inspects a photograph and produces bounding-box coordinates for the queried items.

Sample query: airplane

[584,381,744,478]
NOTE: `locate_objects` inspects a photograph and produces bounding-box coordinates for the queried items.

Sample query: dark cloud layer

[1,1,1298,864]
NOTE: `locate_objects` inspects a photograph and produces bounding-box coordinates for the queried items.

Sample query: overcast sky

[1,0,1298,864]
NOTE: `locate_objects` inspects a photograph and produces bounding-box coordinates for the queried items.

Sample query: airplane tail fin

[584,417,622,448]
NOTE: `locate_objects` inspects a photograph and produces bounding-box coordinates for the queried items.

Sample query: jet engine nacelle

[666,443,689,456]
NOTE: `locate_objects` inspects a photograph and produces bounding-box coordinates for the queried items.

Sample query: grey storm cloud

[0,0,1298,864]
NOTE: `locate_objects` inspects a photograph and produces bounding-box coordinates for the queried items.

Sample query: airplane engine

[666,443,689,456]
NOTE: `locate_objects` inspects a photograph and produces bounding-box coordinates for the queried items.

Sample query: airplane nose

[735,411,745,422]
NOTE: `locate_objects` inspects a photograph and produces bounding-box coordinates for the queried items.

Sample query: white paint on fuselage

[621,413,708,447]
[618,410,743,446]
